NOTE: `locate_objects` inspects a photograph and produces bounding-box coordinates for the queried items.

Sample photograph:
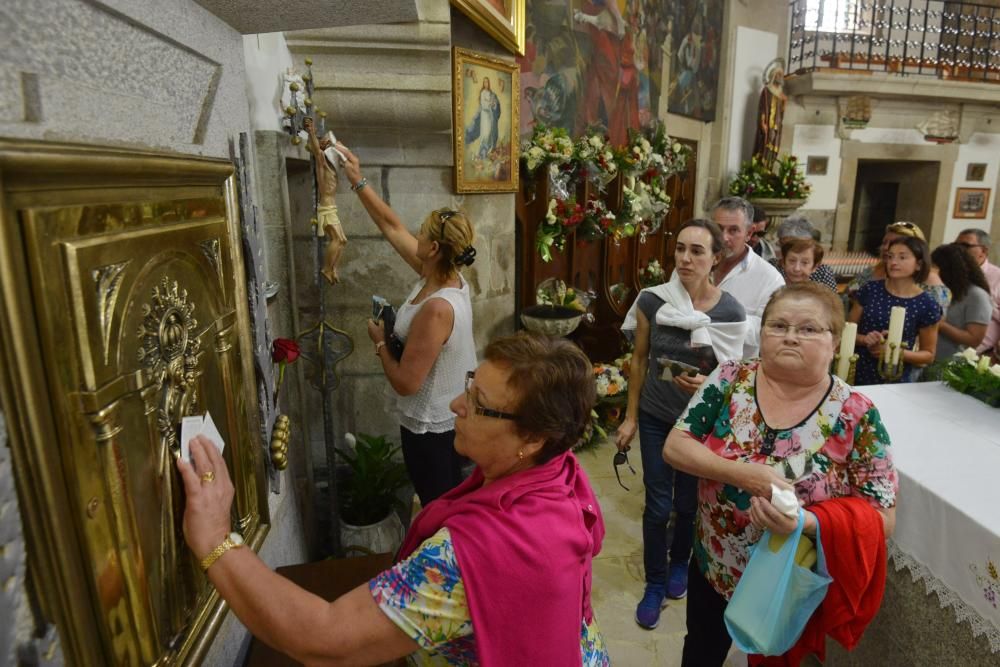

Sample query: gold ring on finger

[201,471,216,483]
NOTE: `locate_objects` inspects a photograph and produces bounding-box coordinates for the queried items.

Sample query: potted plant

[729,154,811,225]
[337,433,410,556]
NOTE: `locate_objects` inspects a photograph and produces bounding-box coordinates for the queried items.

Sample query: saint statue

[752,58,787,170]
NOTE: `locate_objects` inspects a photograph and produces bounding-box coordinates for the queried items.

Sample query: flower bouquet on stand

[577,360,630,451]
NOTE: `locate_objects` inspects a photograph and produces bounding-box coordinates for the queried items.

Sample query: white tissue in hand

[770,484,800,518]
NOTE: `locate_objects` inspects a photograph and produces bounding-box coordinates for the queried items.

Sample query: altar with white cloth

[828,382,1000,663]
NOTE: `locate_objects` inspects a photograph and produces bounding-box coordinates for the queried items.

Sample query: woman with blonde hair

[339,144,478,504]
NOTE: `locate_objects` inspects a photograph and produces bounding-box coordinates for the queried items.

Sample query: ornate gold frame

[450,0,525,55]
[453,47,521,193]
[0,140,269,665]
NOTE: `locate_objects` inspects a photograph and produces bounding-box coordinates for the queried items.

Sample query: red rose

[272,338,300,364]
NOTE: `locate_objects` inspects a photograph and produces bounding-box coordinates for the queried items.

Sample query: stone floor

[575,441,747,667]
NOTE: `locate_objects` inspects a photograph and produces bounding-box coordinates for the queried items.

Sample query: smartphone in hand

[372,295,390,321]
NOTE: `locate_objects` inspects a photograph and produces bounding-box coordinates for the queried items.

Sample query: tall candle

[885,306,906,365]
[837,322,857,380]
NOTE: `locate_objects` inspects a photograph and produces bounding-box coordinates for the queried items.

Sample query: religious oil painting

[518,1,719,144]
[451,0,526,55]
[453,47,520,193]
[954,187,990,219]
[666,0,724,121]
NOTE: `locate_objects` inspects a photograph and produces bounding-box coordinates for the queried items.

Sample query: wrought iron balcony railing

[788,0,1000,82]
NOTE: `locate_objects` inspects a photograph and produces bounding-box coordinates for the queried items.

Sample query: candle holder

[831,353,859,384]
[877,341,909,381]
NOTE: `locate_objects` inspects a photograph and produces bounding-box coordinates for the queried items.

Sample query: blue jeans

[638,410,698,586]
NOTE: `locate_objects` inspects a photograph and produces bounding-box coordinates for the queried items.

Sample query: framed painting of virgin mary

[453,47,520,193]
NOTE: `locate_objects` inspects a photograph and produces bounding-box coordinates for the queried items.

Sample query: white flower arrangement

[940,348,1000,407]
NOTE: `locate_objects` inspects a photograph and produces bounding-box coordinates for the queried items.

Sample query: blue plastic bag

[723,510,833,656]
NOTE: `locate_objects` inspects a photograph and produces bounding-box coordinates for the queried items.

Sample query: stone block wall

[274,1,518,468]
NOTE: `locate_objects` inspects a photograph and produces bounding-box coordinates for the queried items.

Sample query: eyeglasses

[464,371,518,421]
[956,242,984,250]
[762,321,832,339]
[613,449,636,491]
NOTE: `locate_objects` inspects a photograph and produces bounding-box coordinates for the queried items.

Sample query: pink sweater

[398,452,604,666]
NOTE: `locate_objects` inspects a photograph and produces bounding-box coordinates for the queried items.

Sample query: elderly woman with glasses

[663,283,898,666]
[178,332,609,666]
[339,144,478,505]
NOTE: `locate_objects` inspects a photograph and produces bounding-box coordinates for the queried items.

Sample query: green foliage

[934,350,1000,407]
[337,433,409,526]
[729,155,811,200]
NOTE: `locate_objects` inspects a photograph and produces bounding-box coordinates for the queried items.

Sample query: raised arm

[338,143,421,274]
[303,116,322,158]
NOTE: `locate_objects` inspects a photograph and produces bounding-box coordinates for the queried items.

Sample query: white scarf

[621,273,748,363]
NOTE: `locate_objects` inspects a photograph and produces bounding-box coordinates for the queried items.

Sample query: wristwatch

[200,532,244,571]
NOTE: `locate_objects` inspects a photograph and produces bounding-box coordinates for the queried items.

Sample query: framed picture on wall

[450,0,525,55]
[966,163,987,182]
[954,187,990,219]
[806,156,829,175]
[452,47,520,193]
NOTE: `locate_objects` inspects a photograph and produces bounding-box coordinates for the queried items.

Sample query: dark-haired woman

[618,219,747,629]
[849,236,942,385]
[932,243,993,360]
[340,144,478,505]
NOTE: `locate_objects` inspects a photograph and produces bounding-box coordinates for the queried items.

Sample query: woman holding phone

[618,219,747,630]
[339,143,478,506]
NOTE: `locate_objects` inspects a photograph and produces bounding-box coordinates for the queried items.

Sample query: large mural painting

[518,0,722,143]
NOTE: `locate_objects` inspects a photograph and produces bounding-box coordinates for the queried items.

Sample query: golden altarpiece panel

[0,141,270,665]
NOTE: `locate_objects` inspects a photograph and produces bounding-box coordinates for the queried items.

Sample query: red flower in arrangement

[272,338,300,364]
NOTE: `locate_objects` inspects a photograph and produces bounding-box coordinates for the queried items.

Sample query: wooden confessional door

[0,141,269,666]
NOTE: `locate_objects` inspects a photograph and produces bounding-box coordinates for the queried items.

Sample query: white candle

[837,322,857,380]
[885,306,906,366]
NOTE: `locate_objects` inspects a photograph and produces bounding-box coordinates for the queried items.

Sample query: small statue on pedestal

[752,58,787,171]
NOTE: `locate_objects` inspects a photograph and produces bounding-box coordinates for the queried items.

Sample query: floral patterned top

[370,528,610,666]
[674,359,898,600]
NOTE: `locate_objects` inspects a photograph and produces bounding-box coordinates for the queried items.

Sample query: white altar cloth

[859,382,1000,652]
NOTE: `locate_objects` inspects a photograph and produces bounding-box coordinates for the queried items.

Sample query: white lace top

[391,275,477,433]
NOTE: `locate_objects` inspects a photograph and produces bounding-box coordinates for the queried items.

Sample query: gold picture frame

[954,187,990,219]
[0,140,269,665]
[453,47,520,193]
[450,0,525,55]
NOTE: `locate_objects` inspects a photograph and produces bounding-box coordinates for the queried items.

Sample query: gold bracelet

[374,341,386,356]
[200,532,245,571]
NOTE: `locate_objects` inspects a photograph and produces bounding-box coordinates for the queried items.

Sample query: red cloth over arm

[750,497,887,667]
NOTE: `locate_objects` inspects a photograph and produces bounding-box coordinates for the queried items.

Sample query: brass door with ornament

[0,141,269,666]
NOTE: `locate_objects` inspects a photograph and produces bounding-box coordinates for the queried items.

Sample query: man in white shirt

[956,228,1000,355]
[711,197,785,358]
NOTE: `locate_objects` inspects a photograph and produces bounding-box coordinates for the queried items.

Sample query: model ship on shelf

[916,111,959,144]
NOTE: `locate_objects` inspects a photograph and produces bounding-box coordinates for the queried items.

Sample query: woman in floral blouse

[664,282,898,666]
[177,332,608,666]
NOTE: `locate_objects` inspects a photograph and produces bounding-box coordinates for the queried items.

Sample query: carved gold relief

[0,140,269,666]
[92,260,131,365]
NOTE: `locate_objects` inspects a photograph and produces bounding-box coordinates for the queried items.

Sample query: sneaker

[666,563,688,600]
[634,583,667,629]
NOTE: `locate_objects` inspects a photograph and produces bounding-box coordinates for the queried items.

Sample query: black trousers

[682,557,733,667]
[399,426,467,506]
